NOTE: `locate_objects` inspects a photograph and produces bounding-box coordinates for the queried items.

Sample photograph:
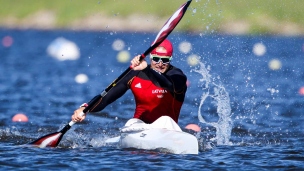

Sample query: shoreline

[1,12,304,36]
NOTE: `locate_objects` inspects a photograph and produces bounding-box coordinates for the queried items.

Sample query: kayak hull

[120,128,198,154]
[118,116,199,154]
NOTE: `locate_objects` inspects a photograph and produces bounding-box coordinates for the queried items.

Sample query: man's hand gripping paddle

[29,0,192,148]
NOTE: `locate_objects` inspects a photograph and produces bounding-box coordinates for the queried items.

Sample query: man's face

[150,47,171,73]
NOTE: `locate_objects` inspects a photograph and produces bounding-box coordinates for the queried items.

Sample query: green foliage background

[0,0,303,34]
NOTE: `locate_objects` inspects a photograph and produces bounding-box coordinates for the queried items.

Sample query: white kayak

[106,116,199,154]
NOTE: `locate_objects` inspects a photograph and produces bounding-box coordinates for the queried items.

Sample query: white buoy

[112,39,125,51]
[178,41,192,54]
[253,43,266,56]
[75,74,89,84]
[47,37,80,61]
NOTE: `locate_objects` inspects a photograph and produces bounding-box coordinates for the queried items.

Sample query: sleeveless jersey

[130,76,183,124]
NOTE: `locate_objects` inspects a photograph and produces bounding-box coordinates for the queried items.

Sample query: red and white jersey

[130,76,183,123]
[87,65,187,124]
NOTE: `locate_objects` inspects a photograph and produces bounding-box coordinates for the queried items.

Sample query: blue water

[1,29,304,170]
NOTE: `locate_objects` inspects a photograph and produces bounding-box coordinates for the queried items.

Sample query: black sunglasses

[151,56,171,64]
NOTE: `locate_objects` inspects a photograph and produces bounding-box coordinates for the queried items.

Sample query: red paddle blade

[29,123,72,148]
[29,132,63,148]
[143,0,192,57]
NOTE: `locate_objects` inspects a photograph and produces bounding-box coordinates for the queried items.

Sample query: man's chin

[155,68,165,73]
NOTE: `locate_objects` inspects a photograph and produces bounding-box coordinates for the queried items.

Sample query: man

[72,39,187,124]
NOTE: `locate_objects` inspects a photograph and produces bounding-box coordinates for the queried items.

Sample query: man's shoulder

[167,65,186,75]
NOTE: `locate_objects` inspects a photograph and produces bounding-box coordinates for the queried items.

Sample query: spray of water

[193,61,233,145]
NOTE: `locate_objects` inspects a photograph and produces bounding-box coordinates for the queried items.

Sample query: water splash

[193,62,233,145]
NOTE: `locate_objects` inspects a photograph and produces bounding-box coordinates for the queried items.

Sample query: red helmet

[151,39,173,57]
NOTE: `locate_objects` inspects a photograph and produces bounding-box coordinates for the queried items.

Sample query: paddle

[29,0,192,148]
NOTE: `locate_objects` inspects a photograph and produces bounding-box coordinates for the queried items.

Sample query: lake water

[0,29,304,170]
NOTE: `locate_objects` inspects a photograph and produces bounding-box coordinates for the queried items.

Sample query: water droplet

[192,8,197,13]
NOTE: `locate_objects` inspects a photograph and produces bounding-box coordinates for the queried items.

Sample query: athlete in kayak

[72,39,187,124]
